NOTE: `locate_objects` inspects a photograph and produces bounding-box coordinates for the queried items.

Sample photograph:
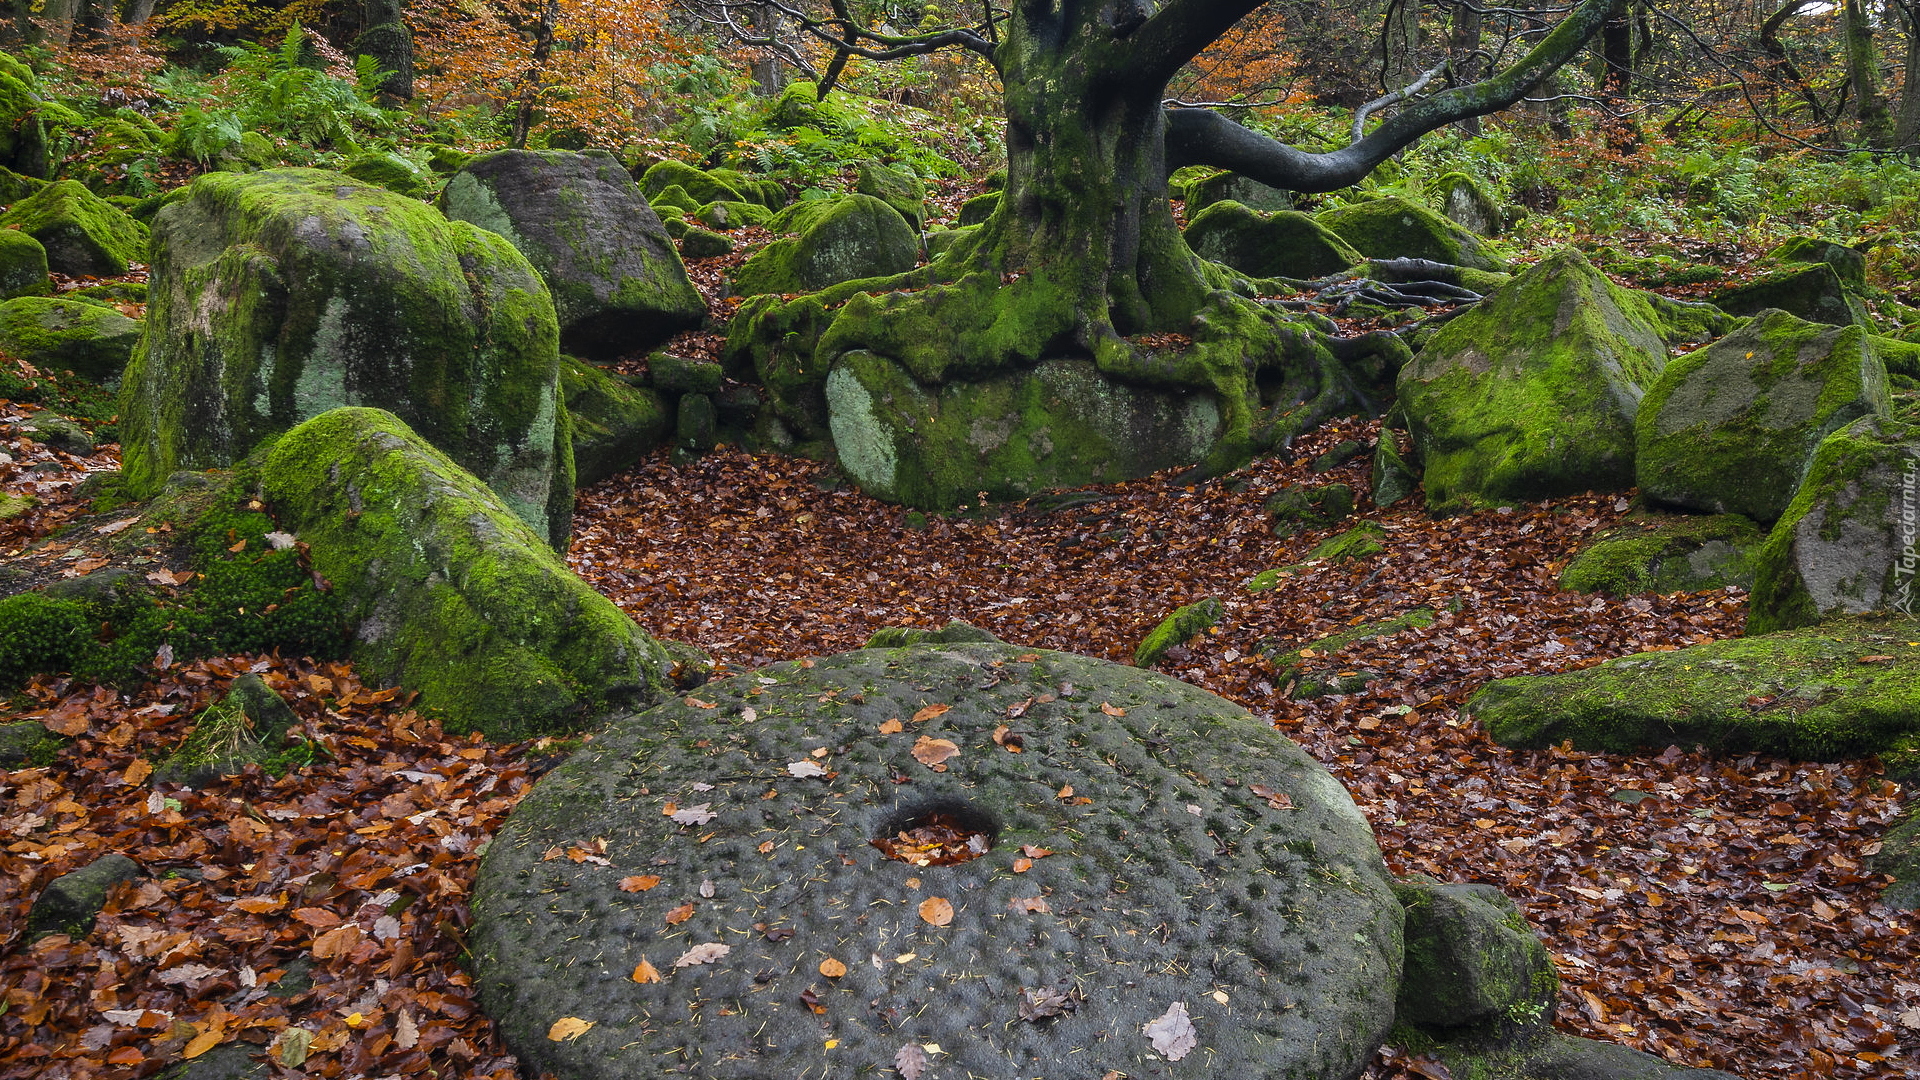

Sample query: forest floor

[0,415,1913,1079]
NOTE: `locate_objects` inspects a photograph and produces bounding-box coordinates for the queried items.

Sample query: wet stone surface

[471,642,1404,1080]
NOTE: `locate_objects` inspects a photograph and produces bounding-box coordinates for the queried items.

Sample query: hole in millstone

[871,798,999,867]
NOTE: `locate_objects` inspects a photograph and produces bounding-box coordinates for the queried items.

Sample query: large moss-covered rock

[440,150,704,358]
[0,296,138,386]
[1467,613,1920,768]
[827,352,1223,507]
[1184,202,1363,280]
[1748,415,1920,634]
[0,180,148,276]
[1394,878,1556,1035]
[1559,513,1765,595]
[0,227,47,299]
[118,168,572,545]
[1427,172,1502,237]
[1772,236,1865,290]
[0,61,51,179]
[855,161,926,230]
[260,408,680,739]
[1715,262,1871,329]
[1317,195,1502,271]
[1638,309,1889,523]
[734,194,919,297]
[560,356,669,487]
[471,643,1404,1080]
[1398,249,1734,513]
[637,159,746,207]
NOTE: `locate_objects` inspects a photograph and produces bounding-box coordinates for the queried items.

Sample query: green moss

[692,200,769,231]
[1184,202,1362,280]
[0,180,147,276]
[1470,613,1920,760]
[1637,309,1889,523]
[0,592,92,689]
[733,194,920,298]
[1716,262,1872,329]
[957,191,998,226]
[1305,520,1388,562]
[0,227,47,299]
[259,407,679,739]
[1317,195,1503,272]
[638,160,745,206]
[854,162,926,230]
[340,151,428,198]
[1559,513,1765,595]
[1263,607,1435,681]
[0,296,140,386]
[1265,483,1353,536]
[560,356,669,487]
[1134,596,1223,667]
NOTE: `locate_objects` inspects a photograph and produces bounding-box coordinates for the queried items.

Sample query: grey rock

[471,644,1403,1080]
[440,149,705,359]
[1394,878,1557,1033]
[1716,262,1871,330]
[27,853,139,939]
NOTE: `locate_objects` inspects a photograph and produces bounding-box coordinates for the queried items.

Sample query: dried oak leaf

[548,1016,594,1041]
[918,896,955,926]
[895,1042,930,1079]
[1018,985,1077,1021]
[665,902,696,925]
[912,736,960,770]
[673,942,731,968]
[670,803,717,825]
[1143,1001,1197,1061]
[912,703,952,722]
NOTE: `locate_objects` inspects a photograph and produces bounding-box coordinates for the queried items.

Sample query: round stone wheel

[472,643,1403,1080]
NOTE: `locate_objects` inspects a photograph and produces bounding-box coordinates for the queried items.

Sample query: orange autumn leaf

[1099,702,1126,716]
[911,703,951,723]
[311,924,362,959]
[548,1016,594,1041]
[878,718,904,734]
[918,896,955,926]
[818,957,847,977]
[911,736,959,770]
[631,958,662,984]
[182,1028,224,1059]
[618,875,662,892]
[665,902,696,925]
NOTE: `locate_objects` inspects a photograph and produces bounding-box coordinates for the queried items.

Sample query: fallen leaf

[121,758,152,786]
[665,902,696,925]
[1008,896,1051,914]
[878,718,904,733]
[394,1008,419,1050]
[670,803,717,825]
[311,924,362,959]
[619,875,662,892]
[918,896,955,926]
[182,1027,224,1059]
[1056,784,1074,800]
[1143,1001,1197,1061]
[548,1017,594,1041]
[819,957,847,977]
[787,760,829,778]
[272,1028,314,1068]
[632,958,662,983]
[911,736,959,770]
[672,942,730,968]
[1100,702,1125,716]
[912,703,951,722]
[685,697,719,708]
[895,1042,929,1079]
[1018,985,1076,1020]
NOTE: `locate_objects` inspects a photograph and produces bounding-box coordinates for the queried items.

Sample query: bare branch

[1352,59,1451,143]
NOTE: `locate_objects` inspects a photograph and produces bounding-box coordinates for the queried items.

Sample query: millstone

[472,643,1403,1080]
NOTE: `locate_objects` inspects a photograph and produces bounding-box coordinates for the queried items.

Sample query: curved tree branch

[1164,0,1622,192]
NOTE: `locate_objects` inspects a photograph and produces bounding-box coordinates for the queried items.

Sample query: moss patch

[0,180,148,276]
[1134,596,1223,666]
[1317,195,1503,272]
[1559,513,1766,595]
[1468,613,1920,761]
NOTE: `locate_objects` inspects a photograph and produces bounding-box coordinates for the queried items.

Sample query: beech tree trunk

[1843,0,1894,145]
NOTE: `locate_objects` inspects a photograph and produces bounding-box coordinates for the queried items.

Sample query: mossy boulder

[1468,613,1920,768]
[1264,482,1353,535]
[1317,195,1503,272]
[677,226,732,259]
[1181,169,1293,213]
[560,356,669,487]
[864,618,1004,648]
[690,200,769,231]
[339,150,428,197]
[1748,415,1920,634]
[1559,513,1765,595]
[0,296,139,386]
[0,590,92,689]
[1373,430,1418,507]
[1427,172,1503,237]
[826,353,1223,508]
[1393,878,1556,1035]
[855,161,926,230]
[637,159,746,207]
[1398,249,1736,514]
[440,149,705,360]
[1637,309,1890,523]
[1772,237,1866,291]
[0,180,148,276]
[259,407,682,739]
[0,165,44,206]
[646,183,701,215]
[0,226,47,299]
[1261,606,1435,699]
[0,63,51,179]
[152,673,302,787]
[1134,595,1223,666]
[470,643,1404,1080]
[734,194,920,297]
[26,854,139,940]
[1715,262,1871,330]
[118,168,572,546]
[1185,202,1363,280]
[704,166,784,209]
[1305,520,1387,562]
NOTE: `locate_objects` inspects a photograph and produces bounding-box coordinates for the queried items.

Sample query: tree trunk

[354,0,414,104]
[1449,2,1484,135]
[1844,0,1895,145]
[1893,0,1920,148]
[1381,0,1421,88]
[508,0,558,149]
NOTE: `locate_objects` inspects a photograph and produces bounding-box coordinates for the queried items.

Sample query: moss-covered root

[261,407,690,740]
[1134,597,1223,667]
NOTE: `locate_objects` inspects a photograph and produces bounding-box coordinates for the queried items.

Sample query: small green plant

[0,593,94,689]
[1504,998,1547,1024]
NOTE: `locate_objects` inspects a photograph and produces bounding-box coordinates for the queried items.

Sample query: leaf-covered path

[0,416,1912,1078]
